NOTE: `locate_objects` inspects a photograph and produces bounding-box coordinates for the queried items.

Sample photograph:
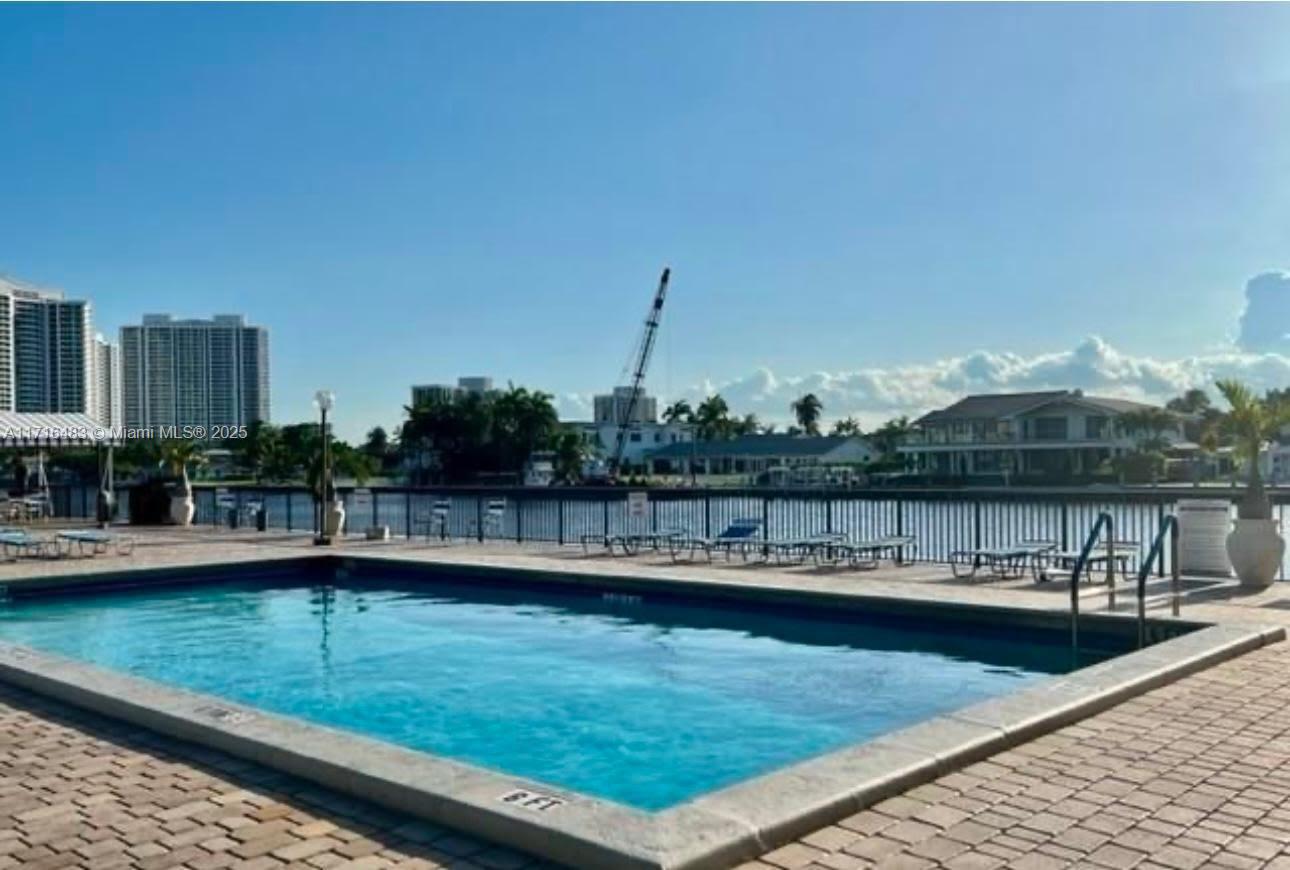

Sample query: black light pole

[314,390,335,545]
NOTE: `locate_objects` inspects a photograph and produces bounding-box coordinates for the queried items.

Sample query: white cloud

[559,271,1290,430]
[657,336,1290,429]
[556,392,594,421]
[1238,271,1290,352]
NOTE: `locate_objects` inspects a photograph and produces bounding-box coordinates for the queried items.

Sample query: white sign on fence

[1177,499,1232,577]
[215,487,235,509]
[627,491,648,519]
[351,488,372,513]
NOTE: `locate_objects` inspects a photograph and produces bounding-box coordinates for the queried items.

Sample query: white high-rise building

[594,386,658,426]
[120,314,270,431]
[0,277,95,415]
[93,335,121,428]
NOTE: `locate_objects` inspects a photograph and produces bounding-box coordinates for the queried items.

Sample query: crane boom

[610,267,671,477]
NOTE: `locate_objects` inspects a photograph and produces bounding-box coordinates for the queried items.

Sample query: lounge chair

[1036,540,1139,583]
[824,534,920,569]
[581,527,688,556]
[669,518,764,562]
[949,539,1056,580]
[56,530,135,557]
[761,532,847,565]
[0,529,56,560]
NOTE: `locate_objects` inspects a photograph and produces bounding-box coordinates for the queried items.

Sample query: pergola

[0,412,116,521]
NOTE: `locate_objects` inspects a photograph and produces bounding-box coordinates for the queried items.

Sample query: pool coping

[0,554,1281,869]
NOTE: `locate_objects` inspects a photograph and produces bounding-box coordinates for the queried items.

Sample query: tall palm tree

[1216,380,1290,519]
[791,393,823,436]
[694,395,731,441]
[662,400,694,424]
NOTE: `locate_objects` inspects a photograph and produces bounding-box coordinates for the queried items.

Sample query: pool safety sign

[627,491,648,519]
[1176,499,1233,577]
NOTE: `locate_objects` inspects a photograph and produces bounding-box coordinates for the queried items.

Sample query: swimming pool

[0,565,1122,811]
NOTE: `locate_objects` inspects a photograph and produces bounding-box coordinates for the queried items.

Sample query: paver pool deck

[2,527,1290,869]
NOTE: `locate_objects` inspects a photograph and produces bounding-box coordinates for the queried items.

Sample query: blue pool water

[0,572,1106,810]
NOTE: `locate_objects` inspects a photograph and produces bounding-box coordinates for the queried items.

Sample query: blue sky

[2,4,1288,439]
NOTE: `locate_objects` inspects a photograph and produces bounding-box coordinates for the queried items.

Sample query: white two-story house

[900,390,1182,481]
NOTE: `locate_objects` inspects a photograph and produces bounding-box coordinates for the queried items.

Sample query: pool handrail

[1135,514,1180,649]
[1070,511,1114,658]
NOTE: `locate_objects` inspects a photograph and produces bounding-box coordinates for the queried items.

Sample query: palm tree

[240,421,281,483]
[158,440,206,496]
[732,413,761,436]
[662,400,694,424]
[364,426,390,459]
[791,393,823,436]
[694,395,731,441]
[869,416,912,463]
[1166,388,1211,415]
[1216,380,1290,519]
[831,417,862,436]
[1116,408,1177,453]
[552,430,587,484]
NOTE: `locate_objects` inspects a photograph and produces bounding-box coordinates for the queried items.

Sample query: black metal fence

[182,484,1289,578]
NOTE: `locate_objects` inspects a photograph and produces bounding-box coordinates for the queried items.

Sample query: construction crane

[609,267,671,479]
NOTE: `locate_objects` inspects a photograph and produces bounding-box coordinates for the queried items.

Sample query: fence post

[287,493,293,531]
[896,498,904,537]
[405,491,412,539]
[372,491,379,530]
[603,498,610,538]
[704,493,711,538]
[558,497,565,546]
[825,496,833,534]
[973,500,982,549]
[1060,502,1069,551]
[1156,501,1166,577]
[517,499,523,544]
[477,496,484,543]
[762,496,770,540]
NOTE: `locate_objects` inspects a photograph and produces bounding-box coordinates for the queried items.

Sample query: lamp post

[314,389,335,545]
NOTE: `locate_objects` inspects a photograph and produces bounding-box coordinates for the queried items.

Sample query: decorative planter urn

[325,500,346,537]
[169,493,195,526]
[1226,519,1284,589]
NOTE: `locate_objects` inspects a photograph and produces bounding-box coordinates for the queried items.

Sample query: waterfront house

[566,419,694,473]
[647,434,875,482]
[900,390,1182,481]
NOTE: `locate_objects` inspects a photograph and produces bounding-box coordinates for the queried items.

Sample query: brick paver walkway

[747,641,1290,870]
[0,682,548,870]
